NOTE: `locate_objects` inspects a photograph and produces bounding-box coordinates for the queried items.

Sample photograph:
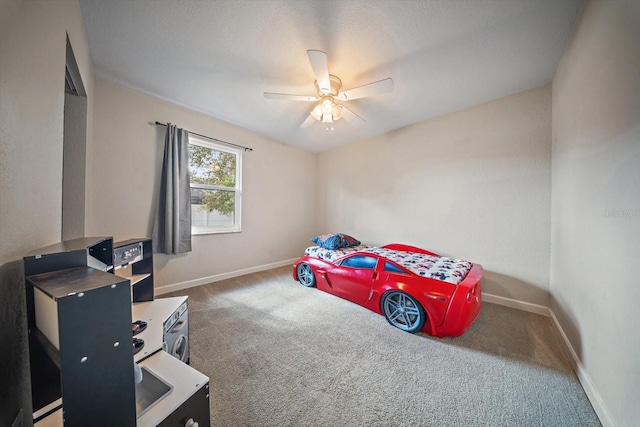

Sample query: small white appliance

[162,298,189,363]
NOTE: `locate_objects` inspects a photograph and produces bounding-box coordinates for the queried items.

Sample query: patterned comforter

[304,245,472,285]
[305,245,372,262]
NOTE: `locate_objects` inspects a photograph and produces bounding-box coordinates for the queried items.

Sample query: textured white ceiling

[79,0,583,152]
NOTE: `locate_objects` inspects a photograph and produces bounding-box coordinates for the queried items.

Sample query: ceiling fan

[264,50,394,130]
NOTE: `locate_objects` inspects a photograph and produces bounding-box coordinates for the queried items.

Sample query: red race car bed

[293,236,482,337]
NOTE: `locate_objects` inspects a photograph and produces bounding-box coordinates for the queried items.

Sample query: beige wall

[317,85,552,306]
[0,1,93,263]
[0,1,93,425]
[87,79,316,289]
[551,1,640,426]
[62,92,88,240]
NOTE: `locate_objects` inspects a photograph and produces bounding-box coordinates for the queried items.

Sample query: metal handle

[171,319,187,332]
[185,418,199,427]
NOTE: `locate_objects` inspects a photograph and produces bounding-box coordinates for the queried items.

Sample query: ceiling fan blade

[307,50,331,94]
[337,78,394,101]
[340,105,365,128]
[264,92,318,102]
[300,114,316,128]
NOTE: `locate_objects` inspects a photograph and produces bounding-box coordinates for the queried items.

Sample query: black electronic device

[114,238,154,302]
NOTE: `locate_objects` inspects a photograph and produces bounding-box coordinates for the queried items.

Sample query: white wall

[317,85,552,306]
[87,79,316,289]
[0,1,93,425]
[551,1,640,426]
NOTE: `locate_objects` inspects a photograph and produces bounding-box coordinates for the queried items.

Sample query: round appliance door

[172,334,188,362]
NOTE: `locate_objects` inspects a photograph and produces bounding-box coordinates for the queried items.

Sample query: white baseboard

[485,293,615,426]
[548,310,616,427]
[482,292,550,316]
[155,258,297,295]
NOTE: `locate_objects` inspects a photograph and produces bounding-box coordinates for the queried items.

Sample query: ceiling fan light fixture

[322,113,333,123]
[332,104,343,121]
[310,104,323,121]
[321,98,333,115]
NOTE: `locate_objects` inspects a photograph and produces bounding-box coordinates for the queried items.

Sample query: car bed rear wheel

[381,291,425,333]
[297,263,316,287]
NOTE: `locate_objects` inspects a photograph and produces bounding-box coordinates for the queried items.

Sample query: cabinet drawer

[137,351,210,427]
[158,383,210,427]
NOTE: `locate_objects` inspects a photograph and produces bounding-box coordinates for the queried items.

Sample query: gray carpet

[166,266,601,427]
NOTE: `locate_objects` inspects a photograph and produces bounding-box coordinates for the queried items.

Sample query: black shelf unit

[23,237,115,417]
[27,267,136,426]
[24,237,113,330]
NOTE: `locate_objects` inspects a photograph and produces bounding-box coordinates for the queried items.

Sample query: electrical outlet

[11,408,23,427]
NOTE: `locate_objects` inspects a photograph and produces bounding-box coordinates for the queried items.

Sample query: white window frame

[189,135,242,235]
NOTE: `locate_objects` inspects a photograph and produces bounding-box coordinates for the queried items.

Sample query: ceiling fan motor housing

[315,75,342,96]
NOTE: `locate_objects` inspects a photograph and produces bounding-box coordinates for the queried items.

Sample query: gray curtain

[152,124,192,254]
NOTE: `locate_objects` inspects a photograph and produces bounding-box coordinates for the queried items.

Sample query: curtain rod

[153,121,253,152]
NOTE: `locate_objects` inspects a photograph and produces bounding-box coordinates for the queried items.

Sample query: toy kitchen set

[23,237,209,427]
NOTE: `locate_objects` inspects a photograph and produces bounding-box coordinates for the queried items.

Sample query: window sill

[192,228,241,236]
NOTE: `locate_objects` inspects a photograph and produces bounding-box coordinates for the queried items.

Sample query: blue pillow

[311,234,342,250]
[311,233,361,250]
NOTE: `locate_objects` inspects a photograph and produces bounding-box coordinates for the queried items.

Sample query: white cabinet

[132,296,189,363]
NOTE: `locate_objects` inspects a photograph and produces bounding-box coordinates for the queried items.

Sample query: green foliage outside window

[189,144,236,216]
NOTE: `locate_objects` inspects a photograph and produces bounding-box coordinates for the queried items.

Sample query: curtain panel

[153,124,192,254]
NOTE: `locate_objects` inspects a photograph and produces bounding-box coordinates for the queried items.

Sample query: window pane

[384,262,406,274]
[191,188,236,228]
[189,144,236,187]
[341,255,378,269]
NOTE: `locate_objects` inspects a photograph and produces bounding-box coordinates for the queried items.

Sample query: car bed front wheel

[297,263,316,287]
[381,291,425,333]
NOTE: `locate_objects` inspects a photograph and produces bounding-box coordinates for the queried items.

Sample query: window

[341,255,378,269]
[188,136,242,234]
[384,262,407,274]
